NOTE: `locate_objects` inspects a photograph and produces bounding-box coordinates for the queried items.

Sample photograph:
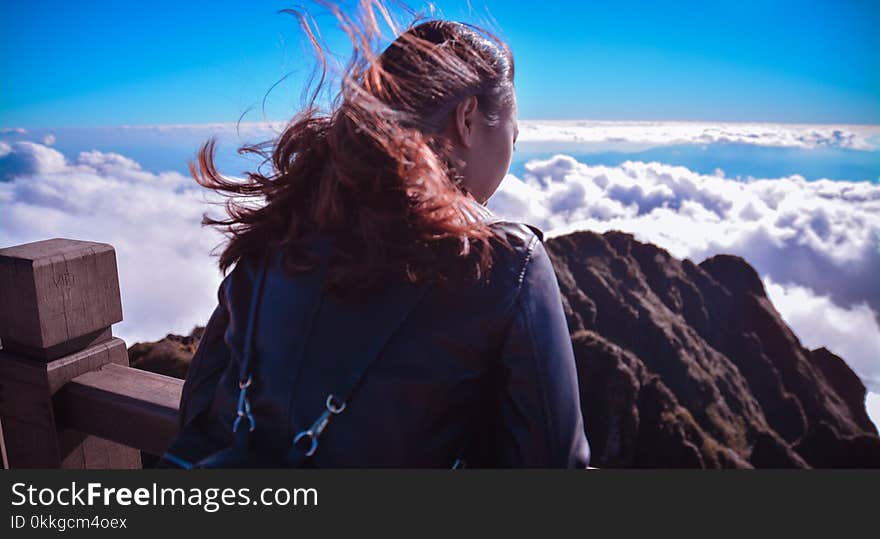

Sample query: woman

[160,1,589,468]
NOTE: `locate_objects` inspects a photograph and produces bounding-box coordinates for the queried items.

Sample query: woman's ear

[453,95,479,149]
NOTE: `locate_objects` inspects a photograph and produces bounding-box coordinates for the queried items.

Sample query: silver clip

[292,394,347,457]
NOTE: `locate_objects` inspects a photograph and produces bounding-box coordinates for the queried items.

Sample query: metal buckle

[292,394,347,457]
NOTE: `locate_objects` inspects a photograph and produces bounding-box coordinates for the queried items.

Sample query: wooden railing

[0,238,182,468]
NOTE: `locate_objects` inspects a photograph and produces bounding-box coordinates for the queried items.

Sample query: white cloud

[764,278,880,393]
[0,141,68,181]
[868,393,880,431]
[490,156,880,319]
[516,120,880,151]
[0,141,226,345]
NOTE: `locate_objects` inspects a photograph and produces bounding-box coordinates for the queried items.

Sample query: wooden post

[0,238,141,468]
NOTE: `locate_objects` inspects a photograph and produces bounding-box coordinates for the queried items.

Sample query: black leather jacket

[175,220,590,468]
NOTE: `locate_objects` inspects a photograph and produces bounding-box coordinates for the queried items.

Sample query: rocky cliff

[130,230,880,468]
[545,230,879,468]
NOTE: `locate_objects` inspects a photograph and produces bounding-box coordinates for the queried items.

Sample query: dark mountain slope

[545,230,879,468]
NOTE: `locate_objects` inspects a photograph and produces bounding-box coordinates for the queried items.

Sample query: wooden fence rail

[0,238,181,468]
[55,363,182,457]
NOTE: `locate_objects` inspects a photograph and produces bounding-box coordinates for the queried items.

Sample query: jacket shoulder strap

[286,280,428,464]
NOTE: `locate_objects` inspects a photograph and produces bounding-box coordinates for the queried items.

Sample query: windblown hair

[192,0,516,294]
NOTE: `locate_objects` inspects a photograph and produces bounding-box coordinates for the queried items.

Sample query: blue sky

[1,0,878,128]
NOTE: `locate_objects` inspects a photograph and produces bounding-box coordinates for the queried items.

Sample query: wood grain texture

[55,363,183,456]
[0,338,139,468]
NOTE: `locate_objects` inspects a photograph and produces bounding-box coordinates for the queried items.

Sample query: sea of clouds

[516,120,880,151]
[1,121,878,427]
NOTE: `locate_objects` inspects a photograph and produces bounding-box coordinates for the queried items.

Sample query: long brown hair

[192,0,516,294]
